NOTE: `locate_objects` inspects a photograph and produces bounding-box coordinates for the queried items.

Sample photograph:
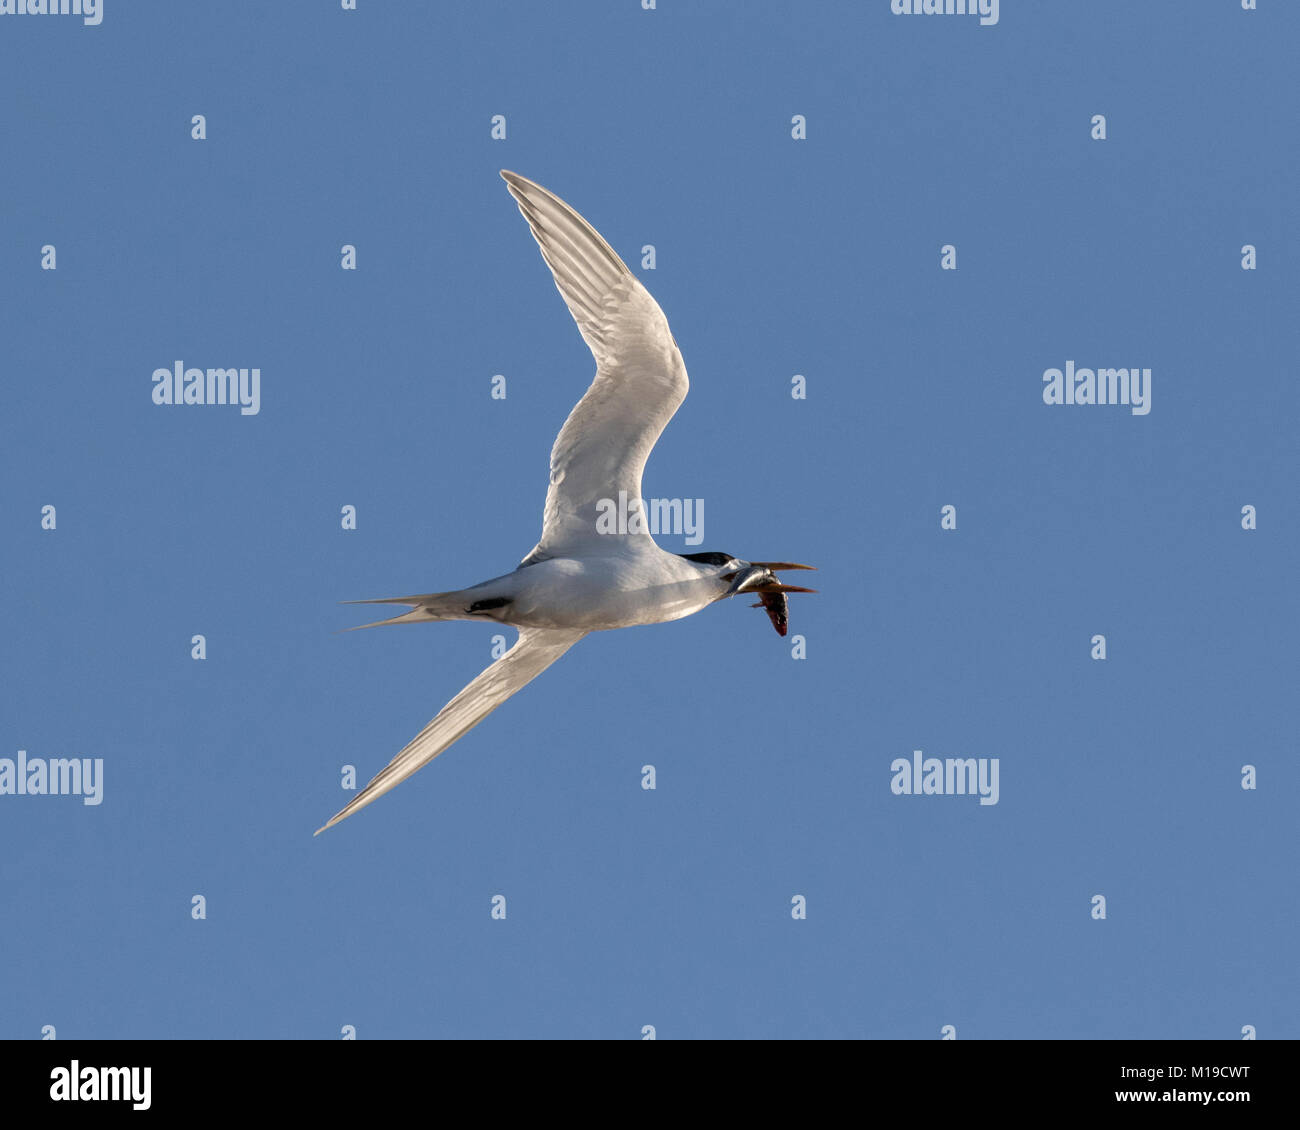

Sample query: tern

[315,171,815,835]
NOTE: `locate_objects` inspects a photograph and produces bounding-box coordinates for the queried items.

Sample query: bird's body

[353,548,732,634]
[316,171,813,835]
[480,550,732,631]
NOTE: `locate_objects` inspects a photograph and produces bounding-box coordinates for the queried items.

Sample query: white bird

[315,171,815,835]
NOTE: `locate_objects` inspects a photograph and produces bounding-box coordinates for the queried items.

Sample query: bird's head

[678,552,817,636]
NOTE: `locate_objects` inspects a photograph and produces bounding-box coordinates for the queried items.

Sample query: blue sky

[1,1,1295,1039]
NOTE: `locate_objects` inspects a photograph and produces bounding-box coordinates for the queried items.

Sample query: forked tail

[340,592,466,631]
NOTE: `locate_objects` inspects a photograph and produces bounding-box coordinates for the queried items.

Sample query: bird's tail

[339,592,467,631]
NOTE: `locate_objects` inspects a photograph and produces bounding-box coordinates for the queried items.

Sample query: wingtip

[500,170,546,202]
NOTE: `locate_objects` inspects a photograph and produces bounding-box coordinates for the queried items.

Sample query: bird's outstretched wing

[316,628,587,834]
[500,170,688,564]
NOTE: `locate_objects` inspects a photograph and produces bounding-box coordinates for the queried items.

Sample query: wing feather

[315,628,587,834]
[500,171,688,562]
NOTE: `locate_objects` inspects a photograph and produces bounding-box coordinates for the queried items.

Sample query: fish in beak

[721,563,817,636]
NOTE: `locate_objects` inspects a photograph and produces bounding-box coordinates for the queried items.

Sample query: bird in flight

[315,171,815,835]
